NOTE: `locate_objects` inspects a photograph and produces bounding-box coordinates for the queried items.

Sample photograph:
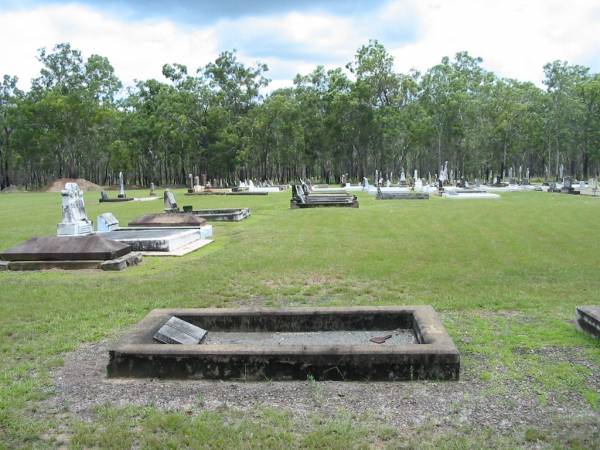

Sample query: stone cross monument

[57,183,93,236]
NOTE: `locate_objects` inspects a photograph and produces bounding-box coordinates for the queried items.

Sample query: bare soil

[44,178,102,192]
[45,338,600,438]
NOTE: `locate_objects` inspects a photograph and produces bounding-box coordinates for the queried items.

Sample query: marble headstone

[118,172,126,198]
[97,212,119,232]
[153,316,207,344]
[57,183,93,236]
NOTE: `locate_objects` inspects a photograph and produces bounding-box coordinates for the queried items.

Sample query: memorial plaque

[154,316,208,344]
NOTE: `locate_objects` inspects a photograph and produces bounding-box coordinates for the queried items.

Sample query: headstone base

[57,222,93,237]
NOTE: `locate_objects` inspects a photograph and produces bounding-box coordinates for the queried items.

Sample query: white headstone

[440,161,448,183]
[118,172,125,198]
[414,178,423,192]
[96,212,119,232]
[57,183,93,236]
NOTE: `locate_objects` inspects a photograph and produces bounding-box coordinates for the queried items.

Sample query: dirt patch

[45,178,102,192]
[45,337,599,436]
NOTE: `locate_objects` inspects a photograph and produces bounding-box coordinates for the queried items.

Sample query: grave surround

[107,306,459,381]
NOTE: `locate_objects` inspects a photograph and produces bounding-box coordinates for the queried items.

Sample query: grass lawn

[0,189,599,449]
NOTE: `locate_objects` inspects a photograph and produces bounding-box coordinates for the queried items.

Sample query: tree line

[1,40,600,189]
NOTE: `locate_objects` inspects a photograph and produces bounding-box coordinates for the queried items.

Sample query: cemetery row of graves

[0,169,598,447]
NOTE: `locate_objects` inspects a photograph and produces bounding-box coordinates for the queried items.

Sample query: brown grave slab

[0,235,131,261]
[128,213,207,227]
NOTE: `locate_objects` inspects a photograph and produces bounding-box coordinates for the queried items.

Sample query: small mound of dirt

[45,178,102,192]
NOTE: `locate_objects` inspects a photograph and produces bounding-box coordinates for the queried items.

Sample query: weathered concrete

[576,306,600,339]
[128,213,207,227]
[102,228,211,254]
[108,306,459,381]
[191,208,250,222]
[186,191,268,196]
[3,251,142,271]
[376,190,429,200]
[290,185,359,209]
[100,252,143,271]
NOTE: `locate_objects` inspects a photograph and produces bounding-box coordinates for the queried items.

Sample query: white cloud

[0,4,219,90]
[389,0,600,83]
[0,0,599,93]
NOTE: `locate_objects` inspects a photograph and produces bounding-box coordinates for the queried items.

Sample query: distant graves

[162,190,250,221]
[580,178,600,197]
[442,190,500,200]
[376,186,429,200]
[290,184,359,208]
[185,176,282,195]
[99,172,134,202]
[560,177,578,195]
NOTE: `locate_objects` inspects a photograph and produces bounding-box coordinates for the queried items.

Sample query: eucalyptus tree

[0,75,23,188]
[543,61,589,177]
[21,43,122,184]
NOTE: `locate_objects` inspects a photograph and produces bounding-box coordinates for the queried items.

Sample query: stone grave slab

[290,185,359,208]
[376,189,429,200]
[128,213,207,228]
[101,228,212,256]
[0,235,141,271]
[576,306,600,339]
[154,317,208,344]
[191,208,251,222]
[0,235,131,261]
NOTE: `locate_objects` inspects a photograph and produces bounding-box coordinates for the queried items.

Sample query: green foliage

[3,41,600,189]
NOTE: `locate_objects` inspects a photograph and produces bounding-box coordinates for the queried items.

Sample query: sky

[1,0,600,92]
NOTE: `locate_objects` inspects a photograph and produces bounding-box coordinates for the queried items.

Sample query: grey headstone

[154,316,207,344]
[163,190,178,212]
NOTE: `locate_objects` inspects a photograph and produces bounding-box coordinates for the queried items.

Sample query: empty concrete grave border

[107,306,460,381]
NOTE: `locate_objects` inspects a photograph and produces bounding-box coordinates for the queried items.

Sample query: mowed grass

[0,189,599,448]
